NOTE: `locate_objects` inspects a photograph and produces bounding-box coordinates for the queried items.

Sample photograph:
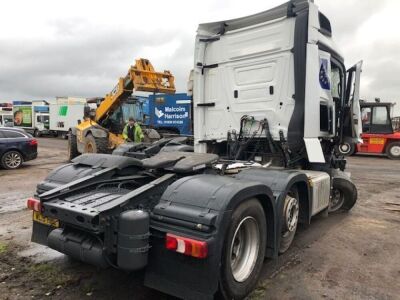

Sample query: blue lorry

[142,93,192,136]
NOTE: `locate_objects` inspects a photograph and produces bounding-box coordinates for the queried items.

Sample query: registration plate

[33,211,59,227]
[369,138,385,145]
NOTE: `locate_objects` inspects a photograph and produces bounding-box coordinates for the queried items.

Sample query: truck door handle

[197,103,215,107]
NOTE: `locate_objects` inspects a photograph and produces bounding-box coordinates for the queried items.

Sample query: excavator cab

[360,102,394,135]
[102,98,145,135]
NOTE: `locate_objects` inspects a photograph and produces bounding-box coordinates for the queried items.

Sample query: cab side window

[370,106,392,134]
[372,106,390,125]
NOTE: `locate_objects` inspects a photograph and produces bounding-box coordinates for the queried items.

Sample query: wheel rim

[329,189,345,212]
[85,142,94,153]
[4,152,22,168]
[230,216,260,282]
[390,145,400,157]
[339,143,351,155]
[283,196,299,233]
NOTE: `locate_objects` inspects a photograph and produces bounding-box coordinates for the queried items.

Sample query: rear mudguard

[145,169,310,299]
[236,168,312,225]
[36,154,143,194]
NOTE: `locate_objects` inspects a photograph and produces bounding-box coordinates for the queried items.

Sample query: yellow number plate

[33,211,60,228]
[370,138,385,145]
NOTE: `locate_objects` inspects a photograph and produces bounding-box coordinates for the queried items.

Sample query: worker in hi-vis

[122,117,144,143]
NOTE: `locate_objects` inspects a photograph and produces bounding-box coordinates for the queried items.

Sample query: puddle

[0,191,33,213]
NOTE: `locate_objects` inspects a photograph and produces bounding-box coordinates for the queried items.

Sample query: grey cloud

[0,20,191,100]
[360,40,400,98]
[0,0,399,113]
[319,0,388,43]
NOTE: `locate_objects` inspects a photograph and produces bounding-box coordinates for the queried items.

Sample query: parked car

[0,127,38,169]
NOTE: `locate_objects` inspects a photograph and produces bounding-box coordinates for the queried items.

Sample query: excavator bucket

[130,58,176,94]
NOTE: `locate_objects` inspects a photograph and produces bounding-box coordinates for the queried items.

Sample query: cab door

[35,114,45,131]
[343,61,363,144]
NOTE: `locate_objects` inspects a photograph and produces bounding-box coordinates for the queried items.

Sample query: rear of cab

[193,0,362,162]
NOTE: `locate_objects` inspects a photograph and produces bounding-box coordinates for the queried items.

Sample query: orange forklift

[338,100,400,159]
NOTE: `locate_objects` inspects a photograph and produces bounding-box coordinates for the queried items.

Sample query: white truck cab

[193,0,362,166]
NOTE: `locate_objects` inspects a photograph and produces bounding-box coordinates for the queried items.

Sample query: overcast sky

[0,0,399,113]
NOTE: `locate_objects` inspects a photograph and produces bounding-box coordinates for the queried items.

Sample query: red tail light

[27,198,42,212]
[29,139,38,146]
[165,233,208,259]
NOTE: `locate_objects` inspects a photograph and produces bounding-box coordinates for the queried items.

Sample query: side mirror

[77,119,81,125]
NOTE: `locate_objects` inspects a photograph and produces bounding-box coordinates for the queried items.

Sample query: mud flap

[31,221,54,246]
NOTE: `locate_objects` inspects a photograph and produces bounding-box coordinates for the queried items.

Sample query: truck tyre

[219,199,266,300]
[386,142,400,160]
[68,133,79,161]
[337,142,355,156]
[33,129,41,138]
[84,134,109,154]
[330,172,357,212]
[279,187,299,254]
[1,150,23,169]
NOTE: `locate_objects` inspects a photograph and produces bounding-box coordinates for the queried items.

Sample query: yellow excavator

[68,58,176,159]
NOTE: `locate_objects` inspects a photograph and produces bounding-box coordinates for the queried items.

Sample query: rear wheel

[68,133,79,161]
[84,134,109,154]
[386,142,400,159]
[219,199,266,299]
[279,187,299,254]
[337,142,355,156]
[1,151,23,169]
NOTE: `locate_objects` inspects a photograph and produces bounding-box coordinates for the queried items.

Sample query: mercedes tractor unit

[28,1,362,299]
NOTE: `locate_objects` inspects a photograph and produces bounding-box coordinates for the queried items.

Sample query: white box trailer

[49,97,87,138]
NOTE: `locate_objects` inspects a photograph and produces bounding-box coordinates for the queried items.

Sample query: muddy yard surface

[0,139,399,300]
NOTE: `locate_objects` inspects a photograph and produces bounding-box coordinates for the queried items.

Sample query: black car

[0,128,38,169]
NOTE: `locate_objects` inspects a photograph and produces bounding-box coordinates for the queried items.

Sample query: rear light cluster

[29,139,38,146]
[165,233,208,259]
[27,197,42,212]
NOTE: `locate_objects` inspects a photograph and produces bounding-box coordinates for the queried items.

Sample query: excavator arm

[95,58,175,122]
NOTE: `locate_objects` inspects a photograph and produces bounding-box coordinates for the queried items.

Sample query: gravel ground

[0,138,399,299]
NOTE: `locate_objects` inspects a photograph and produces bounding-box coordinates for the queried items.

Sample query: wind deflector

[197,0,310,35]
